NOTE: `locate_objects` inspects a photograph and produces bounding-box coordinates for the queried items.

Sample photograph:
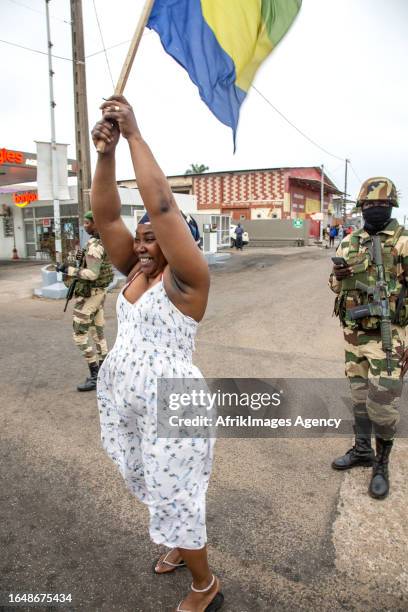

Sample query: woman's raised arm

[90,118,138,276]
[100,96,209,293]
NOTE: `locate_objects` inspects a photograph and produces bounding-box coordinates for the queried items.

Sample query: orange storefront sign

[0,148,24,165]
[13,192,38,208]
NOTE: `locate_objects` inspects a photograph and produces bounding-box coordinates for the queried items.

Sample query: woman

[90,95,223,612]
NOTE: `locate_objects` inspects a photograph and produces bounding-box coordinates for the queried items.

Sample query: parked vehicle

[230,224,249,247]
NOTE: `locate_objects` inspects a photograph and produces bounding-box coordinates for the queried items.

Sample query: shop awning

[0,148,77,187]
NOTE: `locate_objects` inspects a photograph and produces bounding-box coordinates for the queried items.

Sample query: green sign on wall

[292,218,304,229]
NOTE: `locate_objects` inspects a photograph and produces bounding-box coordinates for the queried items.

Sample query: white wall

[173,193,198,214]
[118,186,197,212]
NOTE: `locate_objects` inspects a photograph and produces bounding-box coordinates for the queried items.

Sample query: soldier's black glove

[56,262,68,274]
[333,264,353,281]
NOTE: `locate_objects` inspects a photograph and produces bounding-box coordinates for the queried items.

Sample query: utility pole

[45,0,62,264]
[70,0,91,221]
[343,158,350,220]
[320,164,324,242]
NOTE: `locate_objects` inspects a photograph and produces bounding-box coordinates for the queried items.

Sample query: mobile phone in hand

[331,256,348,267]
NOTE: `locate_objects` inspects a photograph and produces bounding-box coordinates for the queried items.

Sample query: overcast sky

[1,0,407,219]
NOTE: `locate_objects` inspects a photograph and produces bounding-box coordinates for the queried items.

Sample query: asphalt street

[1,248,407,612]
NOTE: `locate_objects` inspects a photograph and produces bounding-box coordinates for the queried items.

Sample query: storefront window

[35,217,79,260]
[18,203,82,258]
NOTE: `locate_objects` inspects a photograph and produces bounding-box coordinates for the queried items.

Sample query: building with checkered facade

[119,166,341,226]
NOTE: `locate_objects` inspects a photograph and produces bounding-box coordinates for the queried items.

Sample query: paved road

[1,249,407,612]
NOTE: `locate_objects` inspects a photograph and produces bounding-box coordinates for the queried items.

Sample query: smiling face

[134,224,167,276]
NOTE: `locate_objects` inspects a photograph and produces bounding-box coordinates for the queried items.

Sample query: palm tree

[185,163,209,175]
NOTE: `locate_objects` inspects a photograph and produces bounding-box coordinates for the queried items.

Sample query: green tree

[185,163,209,175]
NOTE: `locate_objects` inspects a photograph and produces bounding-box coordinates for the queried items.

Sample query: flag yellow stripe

[201,0,273,93]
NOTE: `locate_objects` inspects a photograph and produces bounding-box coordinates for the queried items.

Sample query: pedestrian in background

[235,223,244,250]
[329,225,337,247]
[57,211,113,391]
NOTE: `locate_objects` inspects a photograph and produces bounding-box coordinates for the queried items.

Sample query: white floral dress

[97,272,214,549]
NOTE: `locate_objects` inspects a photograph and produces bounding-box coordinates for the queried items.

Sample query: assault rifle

[63,249,85,312]
[348,235,393,375]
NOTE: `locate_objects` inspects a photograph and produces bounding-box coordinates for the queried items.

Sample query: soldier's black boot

[332,416,374,470]
[77,361,99,392]
[369,438,393,499]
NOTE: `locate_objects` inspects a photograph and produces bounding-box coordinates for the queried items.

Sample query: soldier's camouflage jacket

[329,219,408,330]
[66,236,113,298]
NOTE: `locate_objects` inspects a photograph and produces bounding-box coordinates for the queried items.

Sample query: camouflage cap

[356,177,398,208]
[84,210,94,221]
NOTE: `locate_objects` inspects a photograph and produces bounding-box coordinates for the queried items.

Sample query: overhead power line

[252,85,345,162]
[0,35,130,63]
[252,85,367,190]
[350,163,363,185]
[86,39,131,58]
[6,0,71,24]
[0,37,72,61]
[92,0,115,89]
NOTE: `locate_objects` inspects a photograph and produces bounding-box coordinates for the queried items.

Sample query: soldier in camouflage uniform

[329,177,408,499]
[57,211,113,392]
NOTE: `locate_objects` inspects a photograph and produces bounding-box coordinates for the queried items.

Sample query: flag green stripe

[261,0,302,48]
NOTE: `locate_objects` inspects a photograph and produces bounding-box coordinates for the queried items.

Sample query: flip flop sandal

[176,575,224,612]
[153,549,187,575]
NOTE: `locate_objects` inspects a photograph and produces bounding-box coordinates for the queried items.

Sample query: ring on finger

[114,105,120,111]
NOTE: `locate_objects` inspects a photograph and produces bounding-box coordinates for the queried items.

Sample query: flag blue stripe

[147,0,246,140]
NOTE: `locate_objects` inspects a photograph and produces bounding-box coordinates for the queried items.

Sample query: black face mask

[362,206,392,234]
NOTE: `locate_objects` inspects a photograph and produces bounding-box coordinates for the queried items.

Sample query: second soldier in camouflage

[58,211,113,391]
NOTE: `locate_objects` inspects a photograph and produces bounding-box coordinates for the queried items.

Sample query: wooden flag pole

[96,0,155,152]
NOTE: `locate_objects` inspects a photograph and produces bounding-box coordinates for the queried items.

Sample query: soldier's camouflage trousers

[344,325,406,440]
[72,288,108,364]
